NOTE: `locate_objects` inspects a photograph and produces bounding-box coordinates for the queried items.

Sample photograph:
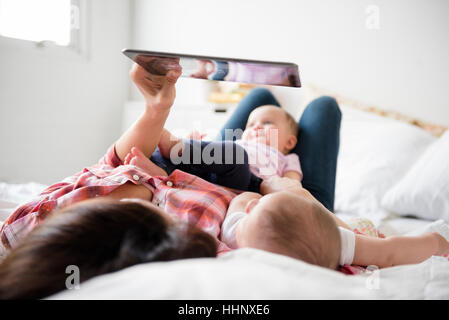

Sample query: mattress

[48,245,449,300]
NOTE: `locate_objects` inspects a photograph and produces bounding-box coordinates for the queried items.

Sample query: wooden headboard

[304,84,447,137]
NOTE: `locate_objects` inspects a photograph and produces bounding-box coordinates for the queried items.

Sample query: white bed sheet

[0,182,47,222]
[49,247,449,300]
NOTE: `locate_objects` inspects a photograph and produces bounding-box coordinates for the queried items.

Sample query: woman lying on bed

[0,58,342,299]
[0,61,447,299]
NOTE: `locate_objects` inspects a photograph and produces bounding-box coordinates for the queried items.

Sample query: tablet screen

[122,49,301,88]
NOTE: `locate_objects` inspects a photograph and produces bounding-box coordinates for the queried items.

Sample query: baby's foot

[124,147,168,177]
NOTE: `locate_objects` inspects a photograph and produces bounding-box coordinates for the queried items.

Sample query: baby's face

[242,106,296,154]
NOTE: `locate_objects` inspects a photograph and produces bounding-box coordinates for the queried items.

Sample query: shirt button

[132,174,140,181]
[166,181,173,187]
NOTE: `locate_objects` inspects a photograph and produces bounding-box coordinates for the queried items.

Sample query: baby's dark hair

[0,199,217,299]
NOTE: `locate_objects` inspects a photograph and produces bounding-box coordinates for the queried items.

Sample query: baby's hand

[124,147,168,177]
[186,130,207,140]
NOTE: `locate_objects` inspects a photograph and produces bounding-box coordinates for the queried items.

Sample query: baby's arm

[282,171,302,186]
[157,128,183,158]
[353,232,449,268]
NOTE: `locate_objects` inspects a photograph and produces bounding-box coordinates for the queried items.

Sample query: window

[0,0,80,47]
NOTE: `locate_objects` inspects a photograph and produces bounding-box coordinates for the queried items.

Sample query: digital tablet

[122,49,301,88]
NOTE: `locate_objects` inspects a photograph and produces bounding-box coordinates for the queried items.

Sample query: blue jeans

[216,88,341,212]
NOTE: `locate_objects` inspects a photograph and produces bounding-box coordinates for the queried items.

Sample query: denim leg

[215,87,281,141]
[291,96,341,212]
[215,88,341,211]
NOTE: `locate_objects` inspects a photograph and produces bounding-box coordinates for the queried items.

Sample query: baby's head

[236,191,341,269]
[242,105,299,154]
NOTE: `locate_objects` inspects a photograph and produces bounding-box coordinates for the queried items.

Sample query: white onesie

[221,211,356,266]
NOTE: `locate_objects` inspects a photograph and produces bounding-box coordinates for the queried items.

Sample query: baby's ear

[285,134,298,151]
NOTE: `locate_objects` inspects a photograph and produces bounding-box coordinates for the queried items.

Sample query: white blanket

[49,247,449,300]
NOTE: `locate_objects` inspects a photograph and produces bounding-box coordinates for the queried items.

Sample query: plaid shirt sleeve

[0,144,157,250]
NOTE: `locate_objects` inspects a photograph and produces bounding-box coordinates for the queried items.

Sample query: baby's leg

[211,142,261,192]
[151,139,261,191]
[180,140,261,191]
[125,147,168,176]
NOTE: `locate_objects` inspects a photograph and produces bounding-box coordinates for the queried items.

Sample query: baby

[236,105,301,182]
[222,190,341,269]
[221,179,449,270]
[142,104,302,193]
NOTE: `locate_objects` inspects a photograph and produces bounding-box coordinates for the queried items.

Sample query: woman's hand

[130,57,182,111]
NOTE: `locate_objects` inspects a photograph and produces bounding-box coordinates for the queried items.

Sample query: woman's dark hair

[0,199,217,299]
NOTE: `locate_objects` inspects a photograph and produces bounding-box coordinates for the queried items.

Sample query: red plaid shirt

[0,145,237,255]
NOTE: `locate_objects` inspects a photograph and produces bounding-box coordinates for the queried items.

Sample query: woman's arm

[157,129,183,159]
[353,232,449,268]
[115,63,182,162]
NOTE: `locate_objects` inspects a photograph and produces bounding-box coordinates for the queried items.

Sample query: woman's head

[0,198,217,299]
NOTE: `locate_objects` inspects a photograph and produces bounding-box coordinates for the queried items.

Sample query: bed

[1,102,448,299]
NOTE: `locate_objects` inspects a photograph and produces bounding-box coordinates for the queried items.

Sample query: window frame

[0,0,89,59]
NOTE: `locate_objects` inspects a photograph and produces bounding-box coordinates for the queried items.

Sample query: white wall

[0,0,133,184]
[2,0,448,184]
[131,0,449,126]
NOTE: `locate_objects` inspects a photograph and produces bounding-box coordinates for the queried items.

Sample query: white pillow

[49,248,377,300]
[382,130,449,222]
[48,246,449,300]
[335,106,436,223]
